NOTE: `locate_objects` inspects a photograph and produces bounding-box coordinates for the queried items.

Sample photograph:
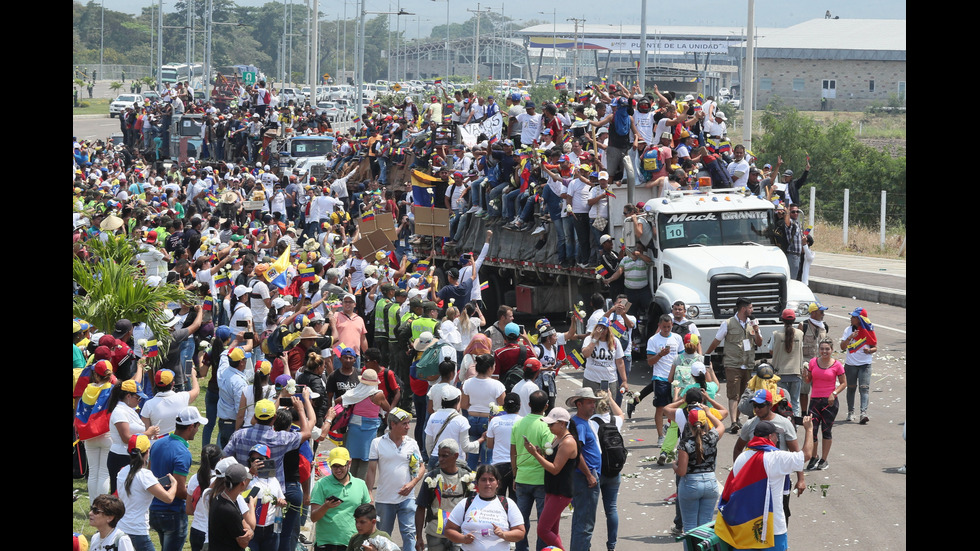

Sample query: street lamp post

[431,0,450,79]
[356,6,413,127]
[539,9,556,76]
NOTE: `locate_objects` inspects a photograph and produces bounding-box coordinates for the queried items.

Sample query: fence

[73,65,153,83]
[803,187,906,253]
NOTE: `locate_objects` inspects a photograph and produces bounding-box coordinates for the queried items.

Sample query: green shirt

[346,528,392,551]
[510,414,554,485]
[311,475,371,546]
[73,344,86,370]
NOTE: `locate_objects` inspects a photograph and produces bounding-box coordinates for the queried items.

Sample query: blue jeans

[450,208,464,239]
[571,471,600,551]
[561,216,577,263]
[541,185,567,264]
[251,524,280,551]
[202,388,219,445]
[149,509,188,551]
[678,471,719,532]
[777,375,803,417]
[453,212,472,242]
[376,498,417,551]
[504,189,522,219]
[844,363,872,414]
[515,482,547,551]
[466,415,490,469]
[488,182,509,217]
[217,419,236,450]
[129,534,154,551]
[379,157,389,185]
[616,356,632,406]
[469,177,485,209]
[599,473,621,550]
[279,481,303,551]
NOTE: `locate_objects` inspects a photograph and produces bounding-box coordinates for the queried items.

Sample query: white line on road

[826,313,906,334]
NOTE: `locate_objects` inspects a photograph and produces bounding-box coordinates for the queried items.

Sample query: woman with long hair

[803,338,847,471]
[456,302,486,358]
[460,333,493,383]
[673,407,725,532]
[116,435,178,551]
[581,317,627,395]
[106,380,159,495]
[444,464,525,550]
[770,309,805,416]
[524,407,579,550]
[186,444,224,551]
[236,360,276,429]
[461,354,506,468]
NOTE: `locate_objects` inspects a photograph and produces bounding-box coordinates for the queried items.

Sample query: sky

[97,0,906,39]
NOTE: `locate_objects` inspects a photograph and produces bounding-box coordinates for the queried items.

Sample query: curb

[808,277,905,308]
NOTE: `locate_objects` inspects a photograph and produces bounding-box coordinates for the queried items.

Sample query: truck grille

[710,275,786,319]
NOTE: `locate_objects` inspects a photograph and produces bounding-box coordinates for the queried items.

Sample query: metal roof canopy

[728,18,906,61]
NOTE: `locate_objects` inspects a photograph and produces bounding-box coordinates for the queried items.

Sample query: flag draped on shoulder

[74,382,113,440]
[714,438,779,549]
[411,170,442,207]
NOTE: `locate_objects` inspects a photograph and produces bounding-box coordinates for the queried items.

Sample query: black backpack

[592,416,628,477]
[672,320,693,339]
[463,493,509,518]
[501,345,529,393]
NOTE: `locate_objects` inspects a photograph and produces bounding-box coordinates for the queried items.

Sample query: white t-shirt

[566,178,591,214]
[633,111,655,144]
[249,280,271,327]
[462,377,506,414]
[486,413,522,465]
[116,466,159,535]
[537,334,567,370]
[424,409,478,456]
[517,113,543,145]
[428,382,457,412]
[90,528,135,551]
[582,336,624,384]
[369,434,423,504]
[109,403,146,454]
[448,495,524,551]
[727,158,750,189]
[588,185,609,219]
[646,332,684,380]
[512,379,539,417]
[247,476,285,526]
[140,390,191,437]
[731,448,804,537]
[507,106,523,136]
[229,301,253,331]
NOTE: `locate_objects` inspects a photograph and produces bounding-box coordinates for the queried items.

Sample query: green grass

[73,97,111,116]
[74,391,208,548]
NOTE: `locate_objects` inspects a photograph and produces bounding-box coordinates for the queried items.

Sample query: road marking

[825,313,906,334]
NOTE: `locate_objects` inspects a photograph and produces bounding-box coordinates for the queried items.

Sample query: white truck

[417,186,815,357]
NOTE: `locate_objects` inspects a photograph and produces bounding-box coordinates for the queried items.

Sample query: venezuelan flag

[595,265,609,277]
[434,79,443,86]
[74,382,113,440]
[202,296,214,311]
[604,190,617,199]
[435,508,451,535]
[213,273,230,288]
[411,170,442,207]
[610,319,627,339]
[265,247,291,290]
[715,439,779,549]
[297,265,316,283]
[480,281,489,291]
[416,259,430,273]
[568,349,585,369]
[848,310,877,353]
[362,210,375,222]
[144,339,159,358]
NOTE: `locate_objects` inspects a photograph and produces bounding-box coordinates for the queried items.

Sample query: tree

[109,81,123,94]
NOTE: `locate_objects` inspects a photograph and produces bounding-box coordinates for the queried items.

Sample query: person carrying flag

[715,418,814,551]
[840,307,877,425]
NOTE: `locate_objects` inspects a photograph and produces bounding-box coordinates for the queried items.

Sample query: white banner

[459,113,503,148]
[530,37,734,54]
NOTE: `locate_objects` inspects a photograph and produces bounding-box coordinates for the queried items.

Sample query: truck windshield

[178,117,204,137]
[657,210,774,249]
[290,140,333,157]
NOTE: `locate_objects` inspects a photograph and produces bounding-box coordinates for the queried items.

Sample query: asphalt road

[74,115,123,143]
[545,293,906,550]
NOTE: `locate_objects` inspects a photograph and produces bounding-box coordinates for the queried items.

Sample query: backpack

[672,320,693,339]
[592,416,628,477]
[642,147,664,172]
[416,340,452,378]
[378,367,402,404]
[501,346,528,393]
[463,493,509,519]
[327,403,355,444]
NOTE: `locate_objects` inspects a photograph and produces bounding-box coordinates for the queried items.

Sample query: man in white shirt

[727,144,751,189]
[644,314,683,444]
[517,102,542,148]
[365,408,425,551]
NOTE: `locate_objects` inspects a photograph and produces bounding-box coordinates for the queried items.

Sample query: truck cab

[611,188,816,355]
[278,135,337,182]
[169,113,205,163]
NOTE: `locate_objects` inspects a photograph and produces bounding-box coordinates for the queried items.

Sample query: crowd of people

[73,77,879,551]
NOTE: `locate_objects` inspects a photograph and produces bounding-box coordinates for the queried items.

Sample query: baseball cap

[542,407,571,424]
[504,322,520,337]
[254,399,277,420]
[328,447,352,466]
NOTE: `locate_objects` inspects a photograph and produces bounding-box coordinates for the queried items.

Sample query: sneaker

[806,457,819,471]
[466,205,480,214]
[626,399,636,419]
[577,262,589,269]
[815,459,830,470]
[728,421,741,435]
[860,414,869,425]
[657,435,665,447]
[846,412,855,422]
[444,240,457,246]
[669,525,683,537]
[657,452,668,466]
[531,224,547,235]
[298,534,314,545]
[503,222,517,230]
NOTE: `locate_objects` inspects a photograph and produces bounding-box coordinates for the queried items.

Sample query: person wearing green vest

[393,299,424,411]
[373,283,398,365]
[704,297,763,433]
[510,389,553,551]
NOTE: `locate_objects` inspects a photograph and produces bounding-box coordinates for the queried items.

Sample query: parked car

[109,94,144,117]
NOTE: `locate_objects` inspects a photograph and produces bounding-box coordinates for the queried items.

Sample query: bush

[753,100,906,227]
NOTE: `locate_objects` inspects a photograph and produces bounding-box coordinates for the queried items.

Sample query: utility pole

[310,0,319,106]
[566,17,585,90]
[639,0,647,89]
[467,4,491,82]
[743,0,755,152]
[157,0,163,91]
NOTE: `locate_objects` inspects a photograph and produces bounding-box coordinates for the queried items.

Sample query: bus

[160,63,204,87]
